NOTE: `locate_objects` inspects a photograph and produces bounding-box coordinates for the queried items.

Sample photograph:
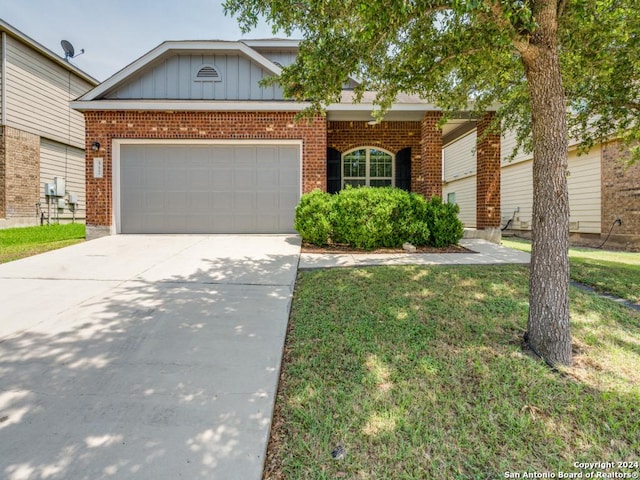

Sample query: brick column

[476,113,501,229]
[421,112,443,198]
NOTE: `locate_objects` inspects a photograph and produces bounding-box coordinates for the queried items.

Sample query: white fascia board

[242,39,301,49]
[70,100,311,112]
[326,103,441,112]
[78,41,283,101]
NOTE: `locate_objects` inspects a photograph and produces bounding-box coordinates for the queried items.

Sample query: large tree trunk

[520,1,572,366]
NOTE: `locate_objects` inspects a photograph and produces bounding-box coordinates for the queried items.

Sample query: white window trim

[342,147,395,188]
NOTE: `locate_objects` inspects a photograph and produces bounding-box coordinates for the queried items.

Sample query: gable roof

[0,18,98,86]
[77,40,283,101]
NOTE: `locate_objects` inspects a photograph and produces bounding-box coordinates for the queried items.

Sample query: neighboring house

[0,19,98,229]
[71,39,502,239]
[443,130,640,251]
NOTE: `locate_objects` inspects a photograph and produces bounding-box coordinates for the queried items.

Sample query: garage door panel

[234,192,257,211]
[234,147,257,166]
[169,169,189,189]
[234,169,257,189]
[188,170,212,190]
[257,146,277,163]
[279,168,299,186]
[210,191,231,211]
[256,192,278,211]
[280,191,299,206]
[279,146,299,163]
[212,170,233,189]
[166,192,189,213]
[120,143,299,233]
[143,192,166,213]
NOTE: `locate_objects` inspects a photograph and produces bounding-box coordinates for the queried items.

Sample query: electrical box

[44,183,56,196]
[54,177,66,197]
[68,194,78,205]
[57,198,66,209]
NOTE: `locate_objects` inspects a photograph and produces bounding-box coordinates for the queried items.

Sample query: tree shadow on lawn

[0,252,295,480]
[266,264,640,479]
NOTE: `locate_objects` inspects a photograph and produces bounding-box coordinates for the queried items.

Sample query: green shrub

[330,187,399,249]
[293,189,333,245]
[293,188,463,249]
[424,196,465,247]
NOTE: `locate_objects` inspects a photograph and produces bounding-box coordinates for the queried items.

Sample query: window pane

[369,149,393,178]
[370,179,392,187]
[345,179,366,188]
[344,149,366,177]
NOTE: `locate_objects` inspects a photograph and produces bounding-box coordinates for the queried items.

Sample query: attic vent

[195,65,221,82]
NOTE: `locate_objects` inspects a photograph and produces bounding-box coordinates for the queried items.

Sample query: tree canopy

[226,0,640,159]
[225,0,640,366]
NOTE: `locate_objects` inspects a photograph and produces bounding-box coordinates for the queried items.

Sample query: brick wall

[0,126,40,221]
[83,111,327,227]
[421,112,443,198]
[601,140,640,250]
[327,120,423,191]
[476,113,501,229]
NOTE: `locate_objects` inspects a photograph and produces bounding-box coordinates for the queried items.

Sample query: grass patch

[0,224,85,263]
[266,265,640,479]
[502,238,640,304]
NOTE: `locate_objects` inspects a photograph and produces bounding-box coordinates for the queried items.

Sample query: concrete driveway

[0,234,301,480]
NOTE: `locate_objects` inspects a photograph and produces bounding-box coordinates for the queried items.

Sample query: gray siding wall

[106,54,284,100]
[259,50,297,67]
[40,138,85,223]
[4,36,92,149]
[500,147,601,233]
[0,33,4,118]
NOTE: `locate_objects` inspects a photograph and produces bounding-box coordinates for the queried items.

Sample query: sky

[0,0,293,82]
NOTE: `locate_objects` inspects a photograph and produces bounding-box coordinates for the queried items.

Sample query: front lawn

[0,224,85,264]
[502,238,640,304]
[266,265,640,479]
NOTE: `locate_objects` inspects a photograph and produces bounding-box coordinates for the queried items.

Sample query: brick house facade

[73,40,501,238]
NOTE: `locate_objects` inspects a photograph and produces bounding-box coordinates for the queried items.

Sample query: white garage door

[119,143,300,233]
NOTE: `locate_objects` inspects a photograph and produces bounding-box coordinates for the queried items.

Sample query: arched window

[342,147,395,188]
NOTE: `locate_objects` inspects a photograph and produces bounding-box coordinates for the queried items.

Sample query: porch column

[421,112,443,198]
[476,112,501,230]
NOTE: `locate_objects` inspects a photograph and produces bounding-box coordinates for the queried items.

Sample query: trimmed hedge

[294,187,463,249]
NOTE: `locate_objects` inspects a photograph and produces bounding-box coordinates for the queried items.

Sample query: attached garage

[114,141,301,234]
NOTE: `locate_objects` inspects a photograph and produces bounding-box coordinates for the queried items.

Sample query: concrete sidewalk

[299,238,531,269]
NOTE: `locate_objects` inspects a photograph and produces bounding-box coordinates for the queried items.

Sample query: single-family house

[0,19,98,228]
[443,130,640,251]
[71,39,502,239]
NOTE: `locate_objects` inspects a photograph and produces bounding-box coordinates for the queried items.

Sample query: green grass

[0,224,85,263]
[502,238,640,304]
[266,265,640,479]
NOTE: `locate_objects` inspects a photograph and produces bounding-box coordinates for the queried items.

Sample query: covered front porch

[322,96,502,239]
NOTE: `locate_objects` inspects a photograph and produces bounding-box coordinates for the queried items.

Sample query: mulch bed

[301,243,472,254]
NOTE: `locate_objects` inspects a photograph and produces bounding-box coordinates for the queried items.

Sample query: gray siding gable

[105,53,284,101]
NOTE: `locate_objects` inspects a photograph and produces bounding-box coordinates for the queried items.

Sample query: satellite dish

[61,40,84,61]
